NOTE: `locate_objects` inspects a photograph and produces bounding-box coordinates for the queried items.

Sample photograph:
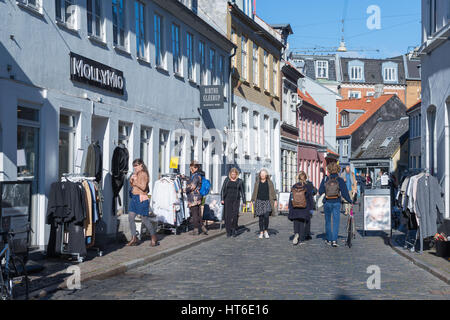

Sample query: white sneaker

[258,233,264,239]
[264,231,270,239]
[293,233,299,245]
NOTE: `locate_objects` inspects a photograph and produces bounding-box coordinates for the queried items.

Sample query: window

[253,44,259,86]
[187,32,195,81]
[350,65,363,81]
[316,60,328,79]
[140,127,152,173]
[253,112,260,157]
[242,108,249,155]
[59,112,77,178]
[342,139,349,157]
[118,122,132,148]
[263,50,269,90]
[17,106,40,181]
[380,136,393,147]
[383,67,397,82]
[241,35,248,80]
[264,115,270,158]
[18,0,41,11]
[349,91,361,99]
[154,13,164,67]
[55,0,76,28]
[231,104,237,130]
[341,112,349,127]
[199,41,206,85]
[87,0,103,39]
[159,130,169,175]
[361,138,373,150]
[209,48,216,85]
[172,24,181,74]
[219,55,225,94]
[306,119,310,141]
[272,58,278,95]
[367,91,375,96]
[112,0,126,48]
[135,1,146,59]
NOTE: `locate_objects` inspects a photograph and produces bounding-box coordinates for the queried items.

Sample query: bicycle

[0,229,29,300]
[346,205,356,248]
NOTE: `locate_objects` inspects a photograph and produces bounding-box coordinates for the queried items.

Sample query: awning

[298,146,318,161]
[318,152,325,163]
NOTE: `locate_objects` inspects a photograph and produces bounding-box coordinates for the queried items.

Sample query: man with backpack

[318,162,353,247]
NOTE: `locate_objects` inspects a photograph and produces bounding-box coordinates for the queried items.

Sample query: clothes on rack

[152,176,186,226]
[84,141,103,183]
[111,145,129,209]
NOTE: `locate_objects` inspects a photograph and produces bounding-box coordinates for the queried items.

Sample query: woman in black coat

[288,171,315,246]
[221,167,246,237]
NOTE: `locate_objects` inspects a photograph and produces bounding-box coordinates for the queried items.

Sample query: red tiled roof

[298,89,328,114]
[327,149,339,157]
[336,94,395,137]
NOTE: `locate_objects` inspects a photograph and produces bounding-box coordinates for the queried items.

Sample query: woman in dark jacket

[221,167,246,237]
[288,171,314,246]
[251,168,277,239]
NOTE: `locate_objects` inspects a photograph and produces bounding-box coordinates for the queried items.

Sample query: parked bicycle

[346,205,356,248]
[0,228,29,300]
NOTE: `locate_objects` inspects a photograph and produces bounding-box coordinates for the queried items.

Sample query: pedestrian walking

[221,168,246,237]
[340,165,357,216]
[319,162,353,247]
[288,171,315,246]
[127,159,159,247]
[251,168,277,239]
[184,161,208,236]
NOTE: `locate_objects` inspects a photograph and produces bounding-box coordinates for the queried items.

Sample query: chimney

[374,84,384,98]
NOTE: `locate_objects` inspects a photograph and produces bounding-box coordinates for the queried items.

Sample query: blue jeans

[324,202,341,241]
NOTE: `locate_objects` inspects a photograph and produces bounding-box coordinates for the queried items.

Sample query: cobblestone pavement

[47,208,450,300]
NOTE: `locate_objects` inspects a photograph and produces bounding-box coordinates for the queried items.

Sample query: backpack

[325,176,340,199]
[291,184,307,209]
[197,174,211,197]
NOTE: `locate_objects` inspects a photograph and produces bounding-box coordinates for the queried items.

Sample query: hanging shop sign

[70,52,125,95]
[200,85,224,109]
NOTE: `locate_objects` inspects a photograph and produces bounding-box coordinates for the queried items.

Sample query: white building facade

[0,0,234,249]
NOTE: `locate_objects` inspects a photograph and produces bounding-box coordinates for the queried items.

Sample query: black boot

[232,229,237,237]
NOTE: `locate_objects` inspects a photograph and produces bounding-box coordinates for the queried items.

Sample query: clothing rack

[59,173,103,262]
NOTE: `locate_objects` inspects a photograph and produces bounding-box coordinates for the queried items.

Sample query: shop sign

[281,141,297,152]
[200,85,224,109]
[70,52,124,95]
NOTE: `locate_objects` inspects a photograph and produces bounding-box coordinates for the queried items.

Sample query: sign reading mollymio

[200,85,224,109]
[70,52,124,95]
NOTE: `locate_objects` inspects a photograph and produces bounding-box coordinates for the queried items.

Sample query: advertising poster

[278,193,291,212]
[203,194,223,221]
[364,195,391,231]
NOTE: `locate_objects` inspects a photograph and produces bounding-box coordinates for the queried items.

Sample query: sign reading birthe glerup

[200,85,224,109]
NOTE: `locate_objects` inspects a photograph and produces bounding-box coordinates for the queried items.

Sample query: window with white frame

[342,139,349,157]
[380,136,393,148]
[253,43,259,86]
[349,91,361,99]
[187,32,195,81]
[264,115,270,158]
[199,40,207,85]
[242,108,249,155]
[135,1,146,59]
[316,60,328,79]
[219,55,225,95]
[383,67,397,82]
[361,138,373,150]
[231,28,237,68]
[140,127,152,171]
[172,23,181,74]
[87,0,103,39]
[119,122,132,148]
[112,0,126,48]
[55,0,76,29]
[241,35,248,81]
[154,13,164,67]
[341,112,349,127]
[59,112,77,178]
[272,58,278,95]
[253,112,260,157]
[350,65,363,81]
[18,0,41,11]
[263,50,269,90]
[209,48,216,85]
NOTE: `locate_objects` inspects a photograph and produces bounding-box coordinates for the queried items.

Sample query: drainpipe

[228,46,237,130]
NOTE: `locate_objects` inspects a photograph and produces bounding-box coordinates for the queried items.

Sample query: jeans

[324,201,341,241]
[128,212,156,237]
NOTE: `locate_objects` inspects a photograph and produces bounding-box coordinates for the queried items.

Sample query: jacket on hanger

[84,142,103,183]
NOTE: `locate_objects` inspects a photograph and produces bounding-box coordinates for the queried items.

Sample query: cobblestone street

[47,209,450,300]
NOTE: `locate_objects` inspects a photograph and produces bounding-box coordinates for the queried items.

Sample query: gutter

[418,23,450,55]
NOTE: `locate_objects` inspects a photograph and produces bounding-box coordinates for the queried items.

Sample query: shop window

[59,112,77,178]
[159,130,169,175]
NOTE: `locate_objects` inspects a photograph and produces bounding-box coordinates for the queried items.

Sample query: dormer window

[341,112,349,127]
[380,136,393,147]
[361,138,373,150]
[348,60,364,82]
[382,62,398,83]
[315,60,328,79]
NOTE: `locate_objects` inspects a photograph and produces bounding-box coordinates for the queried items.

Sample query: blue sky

[255,0,421,58]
